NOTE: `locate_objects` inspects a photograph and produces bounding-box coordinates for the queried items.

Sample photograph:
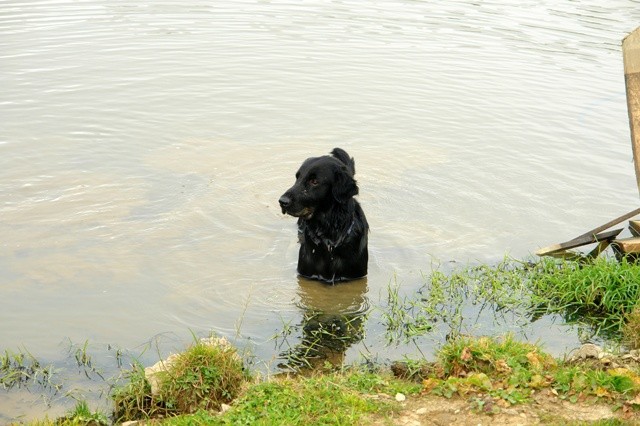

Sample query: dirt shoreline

[381,392,628,426]
[378,343,640,425]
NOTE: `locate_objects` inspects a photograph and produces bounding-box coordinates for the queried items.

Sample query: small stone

[395,392,406,402]
[569,343,602,361]
[144,353,181,396]
[598,351,613,359]
[415,407,428,415]
[220,403,231,413]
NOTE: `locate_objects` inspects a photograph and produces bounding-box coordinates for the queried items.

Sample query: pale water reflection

[2,0,640,420]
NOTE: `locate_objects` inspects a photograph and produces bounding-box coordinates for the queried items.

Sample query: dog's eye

[309,178,319,186]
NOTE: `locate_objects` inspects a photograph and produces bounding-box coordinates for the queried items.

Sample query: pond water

[2,0,640,420]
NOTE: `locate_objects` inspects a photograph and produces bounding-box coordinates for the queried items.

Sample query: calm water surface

[2,0,640,420]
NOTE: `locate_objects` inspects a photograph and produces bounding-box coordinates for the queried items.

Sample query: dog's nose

[278,195,291,211]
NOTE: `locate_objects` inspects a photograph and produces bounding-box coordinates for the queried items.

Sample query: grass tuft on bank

[112,336,250,422]
[531,257,640,335]
[404,334,640,409]
[17,400,109,426]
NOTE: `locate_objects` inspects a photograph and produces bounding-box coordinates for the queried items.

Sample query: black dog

[279,148,368,283]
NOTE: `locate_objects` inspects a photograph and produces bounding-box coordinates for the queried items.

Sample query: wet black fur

[279,148,369,283]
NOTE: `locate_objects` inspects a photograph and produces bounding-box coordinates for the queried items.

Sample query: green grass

[436,334,555,378]
[420,334,557,404]
[403,334,640,408]
[154,338,249,413]
[529,257,640,336]
[159,369,418,426]
[19,400,108,426]
[623,307,640,349]
[111,360,154,421]
[221,377,383,425]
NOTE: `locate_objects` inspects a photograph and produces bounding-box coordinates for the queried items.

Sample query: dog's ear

[332,165,359,203]
[331,148,356,175]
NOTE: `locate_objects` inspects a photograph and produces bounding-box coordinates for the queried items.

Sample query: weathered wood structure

[535,208,638,260]
[624,27,640,195]
[537,27,640,260]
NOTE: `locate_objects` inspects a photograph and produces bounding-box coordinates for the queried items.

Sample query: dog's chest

[298,221,354,257]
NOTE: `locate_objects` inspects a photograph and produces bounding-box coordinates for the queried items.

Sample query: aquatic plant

[382,256,640,344]
[0,347,60,392]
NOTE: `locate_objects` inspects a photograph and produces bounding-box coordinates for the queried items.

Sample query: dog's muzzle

[279,194,314,219]
[278,195,292,214]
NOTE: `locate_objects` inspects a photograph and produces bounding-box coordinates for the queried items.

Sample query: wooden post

[623,27,640,195]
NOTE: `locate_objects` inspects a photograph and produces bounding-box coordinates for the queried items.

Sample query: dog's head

[279,148,358,219]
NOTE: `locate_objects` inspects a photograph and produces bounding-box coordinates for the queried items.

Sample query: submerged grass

[0,347,60,392]
[384,256,640,344]
[382,256,538,345]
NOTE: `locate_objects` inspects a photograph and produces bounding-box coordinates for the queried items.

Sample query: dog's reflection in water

[277,277,369,371]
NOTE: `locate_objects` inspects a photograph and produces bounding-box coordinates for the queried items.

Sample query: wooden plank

[572,207,640,241]
[630,220,640,237]
[544,239,613,262]
[586,240,613,259]
[623,27,640,195]
[536,228,623,256]
[612,236,640,254]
